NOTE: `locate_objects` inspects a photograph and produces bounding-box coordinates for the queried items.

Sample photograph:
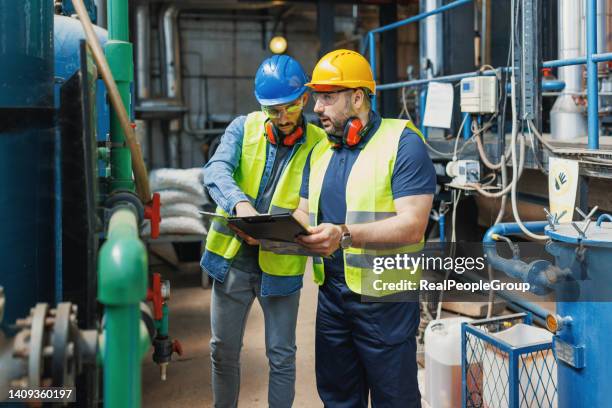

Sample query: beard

[319,98,356,136]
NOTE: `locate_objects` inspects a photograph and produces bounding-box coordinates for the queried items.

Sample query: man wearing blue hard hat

[201,55,326,408]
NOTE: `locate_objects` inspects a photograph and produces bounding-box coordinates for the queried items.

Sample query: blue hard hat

[254,55,308,106]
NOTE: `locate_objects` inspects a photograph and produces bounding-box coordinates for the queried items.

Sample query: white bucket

[424,317,473,408]
[482,323,557,408]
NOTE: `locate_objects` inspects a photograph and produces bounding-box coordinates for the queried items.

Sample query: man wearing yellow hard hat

[294,49,436,407]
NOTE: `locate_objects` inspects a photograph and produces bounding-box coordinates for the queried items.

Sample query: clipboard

[198,210,229,224]
[227,213,309,243]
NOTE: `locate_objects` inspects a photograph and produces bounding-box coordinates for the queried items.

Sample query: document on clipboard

[227,213,309,243]
[199,211,325,257]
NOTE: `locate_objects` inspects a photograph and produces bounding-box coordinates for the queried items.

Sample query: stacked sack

[142,168,210,236]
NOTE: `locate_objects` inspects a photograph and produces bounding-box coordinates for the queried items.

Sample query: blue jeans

[210,266,300,408]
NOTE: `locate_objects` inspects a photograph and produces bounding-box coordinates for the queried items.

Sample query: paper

[548,158,579,222]
[259,239,320,257]
[198,210,228,224]
[423,82,454,129]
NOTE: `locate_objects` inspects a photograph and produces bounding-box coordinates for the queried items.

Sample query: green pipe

[105,0,134,192]
[97,321,153,366]
[98,208,147,408]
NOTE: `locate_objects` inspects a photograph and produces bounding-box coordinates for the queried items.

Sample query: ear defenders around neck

[332,117,373,149]
[265,119,304,146]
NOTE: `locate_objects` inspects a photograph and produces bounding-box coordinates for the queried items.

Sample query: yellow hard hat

[305,49,376,94]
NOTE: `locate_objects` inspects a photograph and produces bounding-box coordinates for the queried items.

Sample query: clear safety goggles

[261,99,304,119]
[312,89,354,106]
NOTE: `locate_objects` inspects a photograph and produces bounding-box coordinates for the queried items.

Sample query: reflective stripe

[345,253,374,269]
[269,204,294,214]
[206,113,326,278]
[307,118,427,295]
[309,213,316,226]
[346,211,396,223]
[211,220,234,236]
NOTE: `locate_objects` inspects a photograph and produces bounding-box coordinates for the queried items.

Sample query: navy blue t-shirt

[299,112,436,276]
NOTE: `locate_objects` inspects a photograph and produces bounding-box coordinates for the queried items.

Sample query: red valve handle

[144,192,161,239]
[146,273,163,320]
[172,339,183,356]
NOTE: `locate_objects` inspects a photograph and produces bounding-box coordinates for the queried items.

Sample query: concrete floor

[142,244,320,407]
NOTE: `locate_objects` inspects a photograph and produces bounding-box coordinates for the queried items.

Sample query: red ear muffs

[343,117,364,147]
[265,120,304,146]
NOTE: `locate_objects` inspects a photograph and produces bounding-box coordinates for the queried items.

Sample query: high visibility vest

[205,111,326,276]
[308,118,426,296]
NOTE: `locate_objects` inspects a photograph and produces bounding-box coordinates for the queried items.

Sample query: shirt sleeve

[203,116,250,215]
[299,150,312,199]
[391,129,437,199]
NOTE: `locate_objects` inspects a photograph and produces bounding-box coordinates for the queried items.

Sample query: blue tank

[54,15,110,144]
[0,0,55,329]
[545,222,612,408]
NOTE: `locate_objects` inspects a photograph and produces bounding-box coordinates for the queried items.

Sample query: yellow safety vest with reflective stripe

[308,118,425,296]
[205,111,326,276]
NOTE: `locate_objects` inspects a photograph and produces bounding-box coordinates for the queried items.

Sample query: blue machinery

[478,219,612,407]
[0,1,175,407]
[362,1,612,406]
[364,0,612,150]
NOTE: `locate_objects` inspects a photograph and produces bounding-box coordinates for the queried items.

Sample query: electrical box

[446,160,481,186]
[460,76,498,114]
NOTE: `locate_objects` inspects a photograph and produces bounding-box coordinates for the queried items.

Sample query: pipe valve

[144,192,161,239]
[546,313,573,333]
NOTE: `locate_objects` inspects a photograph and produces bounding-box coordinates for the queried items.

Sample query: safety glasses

[312,89,354,106]
[261,99,304,119]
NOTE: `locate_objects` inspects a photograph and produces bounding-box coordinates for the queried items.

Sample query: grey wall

[143,5,419,170]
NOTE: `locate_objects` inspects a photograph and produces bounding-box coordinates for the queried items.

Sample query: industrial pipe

[483,222,554,295]
[135,4,151,101]
[98,207,148,408]
[506,80,566,93]
[587,0,600,150]
[72,0,151,203]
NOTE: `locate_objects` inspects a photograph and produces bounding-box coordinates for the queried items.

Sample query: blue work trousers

[315,272,421,408]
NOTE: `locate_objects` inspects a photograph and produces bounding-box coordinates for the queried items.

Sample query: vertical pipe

[439,213,446,243]
[587,0,600,149]
[463,113,472,139]
[106,0,135,190]
[552,0,587,141]
[98,208,147,408]
[105,304,140,407]
[135,4,150,101]
[481,0,487,65]
[369,32,377,112]
[419,89,429,138]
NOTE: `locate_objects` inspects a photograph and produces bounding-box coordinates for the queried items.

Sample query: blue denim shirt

[200,114,307,297]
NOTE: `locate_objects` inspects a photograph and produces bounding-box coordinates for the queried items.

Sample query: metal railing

[365,0,612,150]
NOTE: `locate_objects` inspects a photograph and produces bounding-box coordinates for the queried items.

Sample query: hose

[72,0,152,203]
[493,155,508,224]
[464,134,525,198]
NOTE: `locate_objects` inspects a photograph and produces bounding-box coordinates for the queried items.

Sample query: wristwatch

[339,224,352,249]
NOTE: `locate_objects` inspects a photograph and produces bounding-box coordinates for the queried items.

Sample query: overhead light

[269,36,288,54]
